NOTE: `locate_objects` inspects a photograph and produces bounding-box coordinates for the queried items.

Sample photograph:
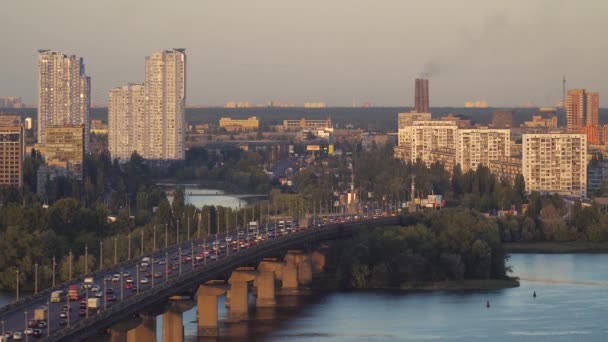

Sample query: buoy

[486,300,490,308]
[533,291,536,298]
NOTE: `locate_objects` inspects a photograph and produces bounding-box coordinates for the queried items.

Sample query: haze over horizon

[2,0,607,107]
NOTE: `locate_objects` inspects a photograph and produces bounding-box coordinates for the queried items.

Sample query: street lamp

[165,223,168,249]
[128,232,131,260]
[191,241,194,269]
[136,265,139,295]
[23,311,27,342]
[165,252,168,281]
[34,263,38,294]
[15,269,19,301]
[120,269,124,300]
[178,247,182,276]
[99,241,103,271]
[153,226,156,252]
[52,256,56,287]
[140,230,144,257]
[46,301,50,337]
[114,237,118,265]
[1,320,4,337]
[176,219,180,245]
[68,250,72,280]
[84,245,88,275]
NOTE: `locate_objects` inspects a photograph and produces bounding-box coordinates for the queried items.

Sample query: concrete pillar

[162,309,183,342]
[297,254,313,286]
[109,329,127,342]
[311,250,326,274]
[255,271,276,307]
[258,259,283,281]
[282,263,298,291]
[197,283,227,337]
[228,281,249,321]
[127,314,156,342]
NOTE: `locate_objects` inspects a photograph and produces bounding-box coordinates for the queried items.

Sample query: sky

[1,0,607,107]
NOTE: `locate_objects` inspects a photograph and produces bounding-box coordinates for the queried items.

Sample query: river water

[2,254,606,341]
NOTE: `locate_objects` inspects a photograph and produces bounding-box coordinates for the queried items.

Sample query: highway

[0,213,375,340]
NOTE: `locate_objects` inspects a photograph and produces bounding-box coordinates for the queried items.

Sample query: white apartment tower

[522,133,587,198]
[457,128,511,172]
[108,84,145,161]
[144,49,186,160]
[400,121,458,166]
[38,50,91,152]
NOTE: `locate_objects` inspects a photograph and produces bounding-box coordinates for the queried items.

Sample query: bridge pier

[227,269,256,322]
[196,281,227,337]
[127,314,156,342]
[296,253,313,286]
[110,329,127,342]
[109,316,142,342]
[311,250,326,275]
[162,305,184,342]
[255,271,276,307]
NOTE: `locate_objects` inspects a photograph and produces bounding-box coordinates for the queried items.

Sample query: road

[0,213,377,340]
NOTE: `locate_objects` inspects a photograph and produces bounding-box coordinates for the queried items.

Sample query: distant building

[0,97,25,108]
[108,83,145,161]
[303,102,326,108]
[0,124,24,187]
[414,79,429,113]
[283,118,332,131]
[219,117,259,132]
[38,50,90,152]
[464,101,489,108]
[602,125,608,145]
[566,89,599,132]
[489,156,522,185]
[224,101,252,108]
[438,114,471,128]
[398,121,458,166]
[429,148,456,172]
[523,108,557,128]
[397,112,431,130]
[522,133,587,198]
[24,117,32,130]
[36,165,68,198]
[587,158,608,193]
[0,115,21,126]
[43,125,85,180]
[579,124,601,145]
[361,132,390,151]
[456,128,511,172]
[491,110,514,128]
[90,119,108,135]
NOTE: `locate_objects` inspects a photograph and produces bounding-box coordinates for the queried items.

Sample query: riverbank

[505,241,608,254]
[397,278,520,291]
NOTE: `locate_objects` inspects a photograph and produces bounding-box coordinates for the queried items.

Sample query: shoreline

[504,242,608,254]
[314,278,520,292]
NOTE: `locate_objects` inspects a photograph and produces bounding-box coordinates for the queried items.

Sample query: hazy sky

[1,0,607,107]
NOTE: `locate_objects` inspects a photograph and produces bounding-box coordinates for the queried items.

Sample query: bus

[50,290,65,303]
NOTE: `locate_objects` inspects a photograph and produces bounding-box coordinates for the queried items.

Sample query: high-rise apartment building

[0,123,24,187]
[397,112,431,129]
[456,128,511,173]
[400,121,457,166]
[144,49,186,160]
[414,78,429,113]
[565,89,599,132]
[38,50,90,152]
[44,125,85,180]
[491,110,514,128]
[522,133,587,198]
[108,84,145,161]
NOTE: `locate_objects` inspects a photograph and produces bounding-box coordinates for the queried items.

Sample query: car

[140,278,149,284]
[144,272,152,278]
[94,292,103,298]
[37,321,47,329]
[24,328,34,335]
[158,260,166,265]
[13,331,23,340]
[165,269,172,275]
[59,318,67,326]
[32,329,42,337]
[78,309,86,317]
[91,285,100,292]
[125,283,133,290]
[105,288,114,294]
[152,258,160,264]
[121,271,130,277]
[61,305,71,312]
[153,272,162,278]
[104,274,112,281]
[28,319,38,328]
[106,295,117,301]
[59,312,68,319]
[79,302,87,309]
[125,277,134,284]
[4,332,12,339]
[111,274,121,282]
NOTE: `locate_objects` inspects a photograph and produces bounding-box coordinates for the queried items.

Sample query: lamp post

[46,301,49,337]
[120,269,124,300]
[153,226,156,252]
[151,256,155,288]
[176,219,180,245]
[114,237,118,265]
[24,311,27,342]
[34,263,38,294]
[140,230,144,257]
[165,252,169,281]
[99,241,103,271]
[178,247,182,276]
[165,223,168,249]
[1,320,4,337]
[187,217,190,241]
[191,241,194,269]
[136,265,139,295]
[68,250,72,280]
[15,269,19,301]
[128,232,131,260]
[52,256,56,287]
[84,245,88,275]
[103,280,107,310]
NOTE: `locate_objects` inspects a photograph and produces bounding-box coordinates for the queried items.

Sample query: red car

[78,309,86,317]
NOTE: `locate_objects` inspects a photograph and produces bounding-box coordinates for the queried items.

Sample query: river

[1,254,606,341]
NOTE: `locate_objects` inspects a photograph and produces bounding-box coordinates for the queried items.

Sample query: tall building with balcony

[108,84,145,161]
[566,89,599,132]
[0,119,24,187]
[522,133,587,198]
[43,125,85,180]
[144,49,186,160]
[456,128,511,172]
[399,121,457,166]
[38,50,90,152]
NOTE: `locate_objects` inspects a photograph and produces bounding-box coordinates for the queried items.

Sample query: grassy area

[504,242,608,254]
[398,278,520,291]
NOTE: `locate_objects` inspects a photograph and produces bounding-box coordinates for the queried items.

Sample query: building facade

[523,108,558,128]
[400,121,458,166]
[43,125,85,180]
[108,84,145,161]
[456,128,511,172]
[522,133,587,198]
[488,156,522,185]
[38,50,90,152]
[397,112,431,130]
[491,110,514,128]
[566,89,599,132]
[144,49,186,160]
[0,125,24,187]
[579,124,601,145]
[414,78,429,113]
[283,118,332,131]
[219,117,259,132]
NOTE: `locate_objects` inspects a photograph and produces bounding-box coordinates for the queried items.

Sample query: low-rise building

[283,117,332,131]
[361,132,391,151]
[489,156,522,185]
[219,116,259,132]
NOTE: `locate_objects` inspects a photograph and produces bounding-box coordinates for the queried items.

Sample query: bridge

[0,215,410,341]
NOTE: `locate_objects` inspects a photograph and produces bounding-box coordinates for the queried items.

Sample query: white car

[125,277,134,284]
[91,285,100,292]
[111,274,121,282]
[13,331,23,340]
[140,278,149,284]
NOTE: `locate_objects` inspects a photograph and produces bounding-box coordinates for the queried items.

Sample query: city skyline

[1,1,608,107]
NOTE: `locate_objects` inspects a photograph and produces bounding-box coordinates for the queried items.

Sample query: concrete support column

[311,250,326,275]
[109,329,127,342]
[197,283,227,337]
[282,263,298,291]
[127,314,156,342]
[297,253,313,286]
[228,281,249,321]
[162,309,183,342]
[255,271,276,307]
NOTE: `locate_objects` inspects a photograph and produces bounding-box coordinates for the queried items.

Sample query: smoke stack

[415,78,429,113]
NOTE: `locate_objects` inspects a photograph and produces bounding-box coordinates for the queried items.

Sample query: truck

[87,298,101,310]
[83,277,94,289]
[141,257,151,268]
[68,285,80,301]
[248,221,258,233]
[50,290,64,303]
[34,308,47,321]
